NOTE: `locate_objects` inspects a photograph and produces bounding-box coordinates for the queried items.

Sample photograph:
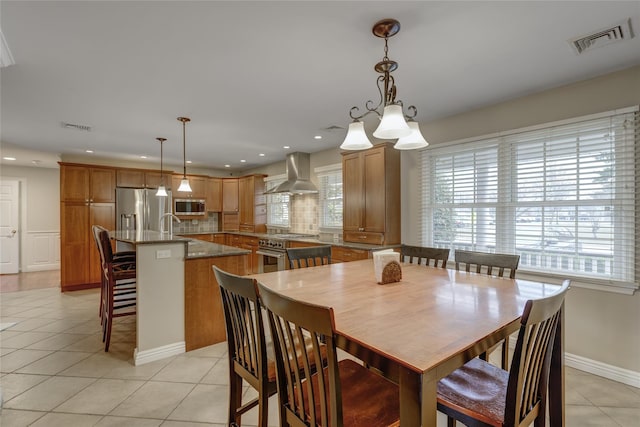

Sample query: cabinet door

[60,203,90,288]
[88,203,116,284]
[222,179,239,212]
[144,172,173,189]
[116,170,145,188]
[239,176,254,226]
[206,178,222,212]
[60,165,90,202]
[212,234,226,245]
[190,177,206,199]
[90,168,116,203]
[342,153,364,232]
[363,147,386,232]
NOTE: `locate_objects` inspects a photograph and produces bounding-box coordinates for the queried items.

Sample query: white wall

[401,65,640,377]
[0,164,61,271]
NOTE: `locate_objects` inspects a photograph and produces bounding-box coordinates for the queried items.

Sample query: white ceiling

[2,1,639,171]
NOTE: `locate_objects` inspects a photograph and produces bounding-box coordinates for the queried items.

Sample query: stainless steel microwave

[174,199,206,215]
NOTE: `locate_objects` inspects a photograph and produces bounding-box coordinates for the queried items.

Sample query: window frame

[264,174,290,228]
[315,163,343,231]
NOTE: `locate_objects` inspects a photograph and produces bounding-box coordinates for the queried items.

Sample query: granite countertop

[110,230,250,259]
[178,231,400,251]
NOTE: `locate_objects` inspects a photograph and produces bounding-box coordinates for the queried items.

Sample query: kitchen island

[111,230,249,365]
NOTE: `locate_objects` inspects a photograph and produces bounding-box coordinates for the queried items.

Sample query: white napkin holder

[373,249,402,284]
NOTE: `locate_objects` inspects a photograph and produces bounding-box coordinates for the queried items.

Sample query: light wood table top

[254,259,564,426]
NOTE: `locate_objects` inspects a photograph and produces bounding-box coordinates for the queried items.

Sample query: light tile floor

[1,275,639,426]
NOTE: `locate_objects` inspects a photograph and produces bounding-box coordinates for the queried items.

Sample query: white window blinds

[316,165,343,228]
[265,177,290,227]
[420,107,638,289]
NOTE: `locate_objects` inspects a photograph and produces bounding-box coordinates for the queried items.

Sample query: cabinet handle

[359,235,367,239]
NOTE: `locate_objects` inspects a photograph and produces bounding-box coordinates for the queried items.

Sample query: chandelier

[340,19,428,151]
[155,137,168,197]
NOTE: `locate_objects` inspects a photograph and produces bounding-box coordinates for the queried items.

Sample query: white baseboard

[507,336,639,388]
[134,342,185,366]
[23,263,60,272]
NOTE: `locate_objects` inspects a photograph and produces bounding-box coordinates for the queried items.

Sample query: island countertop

[111,230,250,259]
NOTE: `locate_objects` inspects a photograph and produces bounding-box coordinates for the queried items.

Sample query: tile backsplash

[172,214,219,234]
[289,193,319,235]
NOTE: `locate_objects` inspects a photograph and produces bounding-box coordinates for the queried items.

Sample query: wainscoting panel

[24,231,60,272]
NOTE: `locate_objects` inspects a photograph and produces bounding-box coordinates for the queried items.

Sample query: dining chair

[400,244,450,268]
[286,245,332,269]
[455,249,521,369]
[92,225,136,322]
[97,229,136,352]
[437,279,570,427]
[257,281,400,427]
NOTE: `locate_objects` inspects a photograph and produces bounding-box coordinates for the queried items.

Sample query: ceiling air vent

[61,122,92,132]
[570,18,634,54]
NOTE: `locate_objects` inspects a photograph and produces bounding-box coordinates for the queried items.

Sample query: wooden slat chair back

[400,245,450,268]
[455,250,520,279]
[97,229,136,352]
[286,245,332,269]
[454,250,521,369]
[213,266,275,427]
[437,280,570,427]
[257,282,400,427]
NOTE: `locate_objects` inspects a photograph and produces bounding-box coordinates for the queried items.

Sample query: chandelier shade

[340,18,427,151]
[340,121,374,150]
[177,117,192,193]
[394,121,429,150]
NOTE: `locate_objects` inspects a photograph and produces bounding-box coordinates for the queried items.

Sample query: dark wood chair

[97,229,136,352]
[437,279,570,427]
[400,244,450,268]
[455,250,521,369]
[257,281,400,427]
[286,245,332,269]
[91,225,135,322]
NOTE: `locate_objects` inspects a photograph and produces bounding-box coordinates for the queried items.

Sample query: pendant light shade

[177,116,192,193]
[155,137,168,197]
[340,121,373,150]
[373,104,412,139]
[394,120,429,150]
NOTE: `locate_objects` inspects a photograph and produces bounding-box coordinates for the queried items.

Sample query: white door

[0,179,20,274]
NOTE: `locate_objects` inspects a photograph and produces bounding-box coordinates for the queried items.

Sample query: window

[420,107,638,290]
[316,164,343,229]
[265,176,290,227]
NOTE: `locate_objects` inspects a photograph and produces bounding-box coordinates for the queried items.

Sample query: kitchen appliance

[256,234,313,273]
[174,198,206,216]
[264,152,318,194]
[116,188,172,233]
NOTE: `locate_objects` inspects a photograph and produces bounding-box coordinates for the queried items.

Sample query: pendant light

[155,137,168,197]
[340,19,428,151]
[177,116,192,192]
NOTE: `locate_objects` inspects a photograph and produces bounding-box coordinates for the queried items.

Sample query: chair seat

[303,359,399,427]
[437,358,508,427]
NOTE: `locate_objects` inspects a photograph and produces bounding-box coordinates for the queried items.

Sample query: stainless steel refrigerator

[116,188,172,232]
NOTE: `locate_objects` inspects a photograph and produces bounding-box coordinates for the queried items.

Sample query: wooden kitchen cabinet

[60,163,116,291]
[222,178,239,212]
[172,174,207,199]
[331,246,370,263]
[116,168,173,189]
[342,142,400,245]
[239,175,267,233]
[144,171,173,189]
[206,178,222,212]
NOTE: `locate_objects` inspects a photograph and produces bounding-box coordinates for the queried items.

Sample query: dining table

[253,258,565,427]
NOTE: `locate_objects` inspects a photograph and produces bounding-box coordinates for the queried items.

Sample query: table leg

[548,303,565,426]
[398,367,437,426]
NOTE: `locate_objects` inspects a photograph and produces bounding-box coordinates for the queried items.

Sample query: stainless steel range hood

[266,152,318,194]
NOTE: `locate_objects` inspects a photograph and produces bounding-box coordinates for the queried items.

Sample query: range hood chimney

[266,152,318,194]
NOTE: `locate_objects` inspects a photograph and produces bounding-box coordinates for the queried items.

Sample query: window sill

[514,270,638,296]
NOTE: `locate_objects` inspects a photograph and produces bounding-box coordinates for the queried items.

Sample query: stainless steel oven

[257,238,288,273]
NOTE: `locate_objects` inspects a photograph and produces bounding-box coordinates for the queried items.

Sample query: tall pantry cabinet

[342,142,400,245]
[60,163,116,291]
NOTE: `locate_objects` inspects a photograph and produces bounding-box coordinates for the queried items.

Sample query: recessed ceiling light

[140,155,147,159]
[186,160,192,164]
[32,160,42,165]
[85,150,94,153]
[314,135,322,139]
[225,164,231,168]
[283,145,290,149]
[259,153,265,157]
[3,156,16,161]
[240,159,246,163]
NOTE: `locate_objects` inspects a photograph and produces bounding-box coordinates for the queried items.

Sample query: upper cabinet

[172,174,206,199]
[239,175,267,233]
[116,168,173,189]
[222,178,239,212]
[206,178,222,212]
[342,142,400,245]
[60,164,116,203]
